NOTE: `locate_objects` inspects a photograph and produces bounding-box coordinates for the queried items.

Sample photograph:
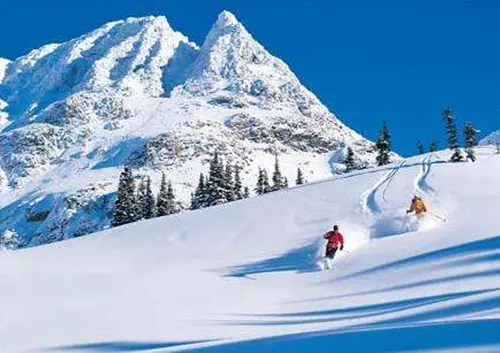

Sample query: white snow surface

[479,130,500,145]
[0,11,383,247]
[0,148,499,352]
[0,57,10,84]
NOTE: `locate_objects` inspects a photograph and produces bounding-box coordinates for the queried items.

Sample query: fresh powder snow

[0,147,499,352]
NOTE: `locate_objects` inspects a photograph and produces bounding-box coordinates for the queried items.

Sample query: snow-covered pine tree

[233,166,243,200]
[271,156,285,191]
[254,168,265,195]
[206,152,227,206]
[135,177,146,220]
[375,121,392,166]
[243,186,250,199]
[295,167,305,185]
[464,122,478,162]
[429,140,439,152]
[143,176,156,219]
[344,146,356,173]
[165,181,179,215]
[262,168,271,194]
[156,172,169,217]
[283,177,289,189]
[190,173,207,210]
[112,167,139,227]
[443,107,463,162]
[224,163,236,202]
[416,140,425,155]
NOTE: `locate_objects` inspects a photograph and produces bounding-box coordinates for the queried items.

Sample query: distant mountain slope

[0,11,390,247]
[479,130,500,145]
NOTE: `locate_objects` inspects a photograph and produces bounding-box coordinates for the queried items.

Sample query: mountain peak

[215,10,240,28]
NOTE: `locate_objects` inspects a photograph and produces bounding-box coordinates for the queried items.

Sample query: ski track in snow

[360,160,406,215]
[414,155,437,197]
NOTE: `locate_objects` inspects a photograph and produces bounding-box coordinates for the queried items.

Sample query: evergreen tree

[496,143,500,155]
[190,173,207,210]
[271,156,285,191]
[165,181,178,215]
[243,186,250,199]
[262,169,271,194]
[429,140,439,152]
[156,172,169,216]
[255,168,265,195]
[464,122,478,162]
[143,176,156,219]
[283,177,289,189]
[443,107,463,162]
[206,152,227,206]
[375,121,392,166]
[416,140,425,155]
[233,166,243,200]
[295,167,305,185]
[112,167,139,227]
[136,177,147,220]
[344,147,356,173]
[157,174,179,216]
[224,163,236,202]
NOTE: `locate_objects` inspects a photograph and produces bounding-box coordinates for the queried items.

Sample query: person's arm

[407,201,415,213]
[339,233,344,250]
[323,232,330,239]
[422,201,427,212]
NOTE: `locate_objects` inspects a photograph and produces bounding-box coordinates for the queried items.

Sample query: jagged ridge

[0,11,386,248]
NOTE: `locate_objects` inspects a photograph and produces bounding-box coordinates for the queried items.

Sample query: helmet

[333,225,339,231]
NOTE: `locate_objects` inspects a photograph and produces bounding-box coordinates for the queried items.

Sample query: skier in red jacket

[323,225,344,269]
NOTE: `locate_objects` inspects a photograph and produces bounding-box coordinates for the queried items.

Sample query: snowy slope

[480,130,500,145]
[0,11,383,247]
[1,148,499,352]
[0,57,10,84]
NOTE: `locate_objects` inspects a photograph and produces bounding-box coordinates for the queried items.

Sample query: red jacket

[324,231,344,249]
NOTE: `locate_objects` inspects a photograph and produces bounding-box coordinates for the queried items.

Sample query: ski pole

[428,212,447,223]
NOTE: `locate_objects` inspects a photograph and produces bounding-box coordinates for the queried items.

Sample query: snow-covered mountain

[0,11,383,247]
[1,149,499,352]
[479,130,500,145]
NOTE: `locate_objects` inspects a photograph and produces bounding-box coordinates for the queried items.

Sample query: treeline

[112,153,308,227]
[369,106,480,168]
[441,107,478,162]
[413,108,478,161]
[112,168,180,227]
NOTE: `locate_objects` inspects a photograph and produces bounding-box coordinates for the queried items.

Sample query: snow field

[1,149,499,352]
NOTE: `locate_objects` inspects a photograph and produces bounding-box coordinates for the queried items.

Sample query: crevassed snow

[0,148,499,352]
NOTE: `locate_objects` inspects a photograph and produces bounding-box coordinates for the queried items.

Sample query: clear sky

[1,0,499,156]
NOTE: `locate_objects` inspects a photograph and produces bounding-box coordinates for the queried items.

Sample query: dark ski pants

[325,247,338,259]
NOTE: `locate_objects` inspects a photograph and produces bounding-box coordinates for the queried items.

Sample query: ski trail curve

[414,155,436,197]
[360,160,406,215]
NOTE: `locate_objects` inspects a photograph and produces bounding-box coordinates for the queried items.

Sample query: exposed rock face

[0,11,391,248]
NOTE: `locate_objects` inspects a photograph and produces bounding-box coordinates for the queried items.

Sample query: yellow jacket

[408,197,427,215]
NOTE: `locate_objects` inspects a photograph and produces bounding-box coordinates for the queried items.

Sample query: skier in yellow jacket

[407,195,427,216]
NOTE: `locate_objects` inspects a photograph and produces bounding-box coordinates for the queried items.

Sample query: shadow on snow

[225,241,320,278]
[52,340,207,352]
[184,319,500,353]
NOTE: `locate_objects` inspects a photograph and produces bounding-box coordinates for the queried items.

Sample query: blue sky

[1,0,499,156]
